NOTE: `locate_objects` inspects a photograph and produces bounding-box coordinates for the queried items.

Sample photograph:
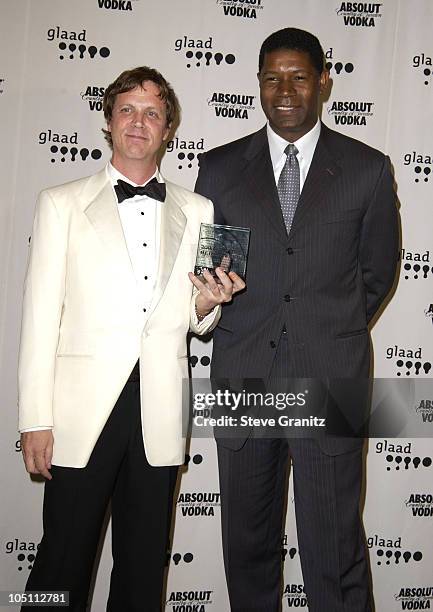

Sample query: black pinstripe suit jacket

[195,122,399,453]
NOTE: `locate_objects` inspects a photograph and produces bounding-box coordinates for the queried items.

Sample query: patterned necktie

[277,143,300,235]
[114,177,166,203]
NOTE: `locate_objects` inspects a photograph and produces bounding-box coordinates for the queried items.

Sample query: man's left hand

[189,267,245,318]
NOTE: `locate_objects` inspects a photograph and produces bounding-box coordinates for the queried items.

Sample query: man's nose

[133,111,146,127]
[278,78,296,96]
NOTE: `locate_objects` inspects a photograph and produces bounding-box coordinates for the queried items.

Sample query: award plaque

[194,223,250,280]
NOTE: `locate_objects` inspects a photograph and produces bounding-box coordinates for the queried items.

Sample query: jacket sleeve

[188,191,221,335]
[18,189,67,430]
[359,155,400,323]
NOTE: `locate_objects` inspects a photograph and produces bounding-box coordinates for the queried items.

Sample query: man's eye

[120,107,132,113]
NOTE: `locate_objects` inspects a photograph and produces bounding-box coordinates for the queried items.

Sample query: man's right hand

[21,430,54,480]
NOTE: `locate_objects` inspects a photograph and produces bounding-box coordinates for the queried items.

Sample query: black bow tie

[114,178,166,203]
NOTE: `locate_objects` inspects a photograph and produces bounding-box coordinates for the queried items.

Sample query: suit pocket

[336,328,368,339]
[217,323,234,334]
[319,208,361,225]
[56,331,95,356]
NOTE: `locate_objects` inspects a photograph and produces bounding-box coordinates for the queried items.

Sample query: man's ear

[319,69,329,94]
[163,123,171,141]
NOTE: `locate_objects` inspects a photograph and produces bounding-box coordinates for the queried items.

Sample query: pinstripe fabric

[196,123,398,611]
[217,336,372,612]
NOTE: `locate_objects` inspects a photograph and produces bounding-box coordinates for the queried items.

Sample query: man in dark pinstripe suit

[195,28,399,612]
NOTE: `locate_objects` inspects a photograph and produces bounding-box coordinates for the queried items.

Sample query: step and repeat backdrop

[1,1,432,610]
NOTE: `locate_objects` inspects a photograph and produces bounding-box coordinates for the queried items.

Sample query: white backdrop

[1,1,432,610]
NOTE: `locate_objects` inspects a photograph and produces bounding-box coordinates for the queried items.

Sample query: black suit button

[270,340,276,348]
[284,294,291,302]
[286,247,294,255]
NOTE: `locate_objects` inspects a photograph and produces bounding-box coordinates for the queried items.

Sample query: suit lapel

[288,124,341,240]
[146,180,186,320]
[242,127,288,244]
[83,169,138,301]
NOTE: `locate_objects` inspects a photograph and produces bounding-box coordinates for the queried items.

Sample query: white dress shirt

[267,119,321,192]
[107,162,162,319]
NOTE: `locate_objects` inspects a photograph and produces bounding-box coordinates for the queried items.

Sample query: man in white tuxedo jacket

[18,66,244,612]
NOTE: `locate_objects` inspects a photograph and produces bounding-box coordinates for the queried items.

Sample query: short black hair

[259,28,325,74]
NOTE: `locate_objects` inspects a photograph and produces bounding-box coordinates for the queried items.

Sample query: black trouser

[216,333,372,612]
[24,367,178,612]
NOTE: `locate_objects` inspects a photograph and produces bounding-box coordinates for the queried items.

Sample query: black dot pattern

[278,144,300,235]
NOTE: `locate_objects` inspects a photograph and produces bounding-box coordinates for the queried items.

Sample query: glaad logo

[405,493,433,517]
[400,248,432,281]
[47,26,110,61]
[217,0,265,20]
[184,453,204,467]
[5,539,39,572]
[367,534,423,566]
[327,100,373,126]
[38,130,103,164]
[177,492,220,517]
[282,535,298,562]
[335,2,382,27]
[208,92,256,119]
[81,85,105,111]
[97,0,135,10]
[375,440,433,472]
[403,151,431,183]
[395,587,433,610]
[166,137,204,170]
[166,590,213,611]
[324,48,354,75]
[174,36,235,69]
[168,552,194,566]
[413,54,432,86]
[386,345,432,376]
[189,355,210,368]
[283,584,308,608]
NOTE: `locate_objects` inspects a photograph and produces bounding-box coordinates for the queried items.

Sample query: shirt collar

[106,161,163,188]
[267,119,321,171]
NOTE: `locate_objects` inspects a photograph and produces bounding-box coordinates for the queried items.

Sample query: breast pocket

[318,207,362,225]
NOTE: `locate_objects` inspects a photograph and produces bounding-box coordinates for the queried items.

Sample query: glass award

[194,223,250,281]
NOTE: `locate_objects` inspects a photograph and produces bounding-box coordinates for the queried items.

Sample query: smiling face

[108,82,170,175]
[258,48,328,142]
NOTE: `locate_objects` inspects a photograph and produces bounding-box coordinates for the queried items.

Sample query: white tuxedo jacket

[18,168,220,467]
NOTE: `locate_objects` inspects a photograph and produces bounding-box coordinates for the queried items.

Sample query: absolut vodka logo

[335,2,383,27]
